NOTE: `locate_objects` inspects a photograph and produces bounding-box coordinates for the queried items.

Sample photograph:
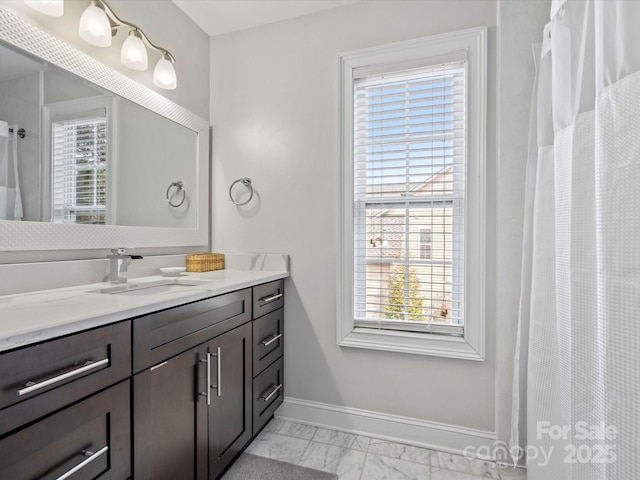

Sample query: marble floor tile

[497,467,527,480]
[368,438,432,465]
[432,452,499,479]
[262,418,286,433]
[245,431,310,464]
[352,434,372,452]
[300,441,366,480]
[313,427,358,448]
[431,468,485,480]
[277,420,318,440]
[361,453,431,480]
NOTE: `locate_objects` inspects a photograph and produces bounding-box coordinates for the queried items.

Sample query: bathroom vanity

[0,270,286,480]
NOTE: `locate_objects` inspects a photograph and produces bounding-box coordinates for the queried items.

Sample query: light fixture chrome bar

[90,0,175,63]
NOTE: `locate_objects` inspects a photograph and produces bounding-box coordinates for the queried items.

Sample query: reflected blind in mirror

[52,115,107,224]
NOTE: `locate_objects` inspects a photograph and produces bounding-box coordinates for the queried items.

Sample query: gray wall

[114,98,197,228]
[0,73,40,221]
[2,0,210,119]
[211,0,499,433]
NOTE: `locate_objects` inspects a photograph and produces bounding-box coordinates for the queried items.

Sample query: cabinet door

[0,380,130,480]
[133,346,208,480]
[208,322,252,479]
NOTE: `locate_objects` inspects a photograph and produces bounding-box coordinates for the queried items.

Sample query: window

[419,228,432,260]
[338,28,487,360]
[44,96,113,224]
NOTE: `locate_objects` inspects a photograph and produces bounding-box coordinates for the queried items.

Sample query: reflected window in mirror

[45,96,113,224]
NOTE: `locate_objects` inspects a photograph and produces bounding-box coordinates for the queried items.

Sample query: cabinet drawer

[133,288,251,372]
[0,321,131,435]
[253,280,284,319]
[253,356,284,435]
[253,308,284,376]
[0,379,131,480]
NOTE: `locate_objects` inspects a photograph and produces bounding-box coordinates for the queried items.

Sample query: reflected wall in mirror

[0,7,209,252]
[0,42,197,228]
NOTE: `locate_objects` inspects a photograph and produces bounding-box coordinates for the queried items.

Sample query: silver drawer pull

[261,333,283,347]
[17,358,109,396]
[259,293,283,304]
[206,347,222,398]
[199,353,211,405]
[215,347,221,397]
[260,383,282,403]
[55,445,108,480]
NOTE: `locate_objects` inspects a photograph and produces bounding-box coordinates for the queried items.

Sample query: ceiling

[171,0,359,37]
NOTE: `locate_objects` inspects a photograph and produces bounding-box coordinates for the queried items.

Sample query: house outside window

[338,27,487,360]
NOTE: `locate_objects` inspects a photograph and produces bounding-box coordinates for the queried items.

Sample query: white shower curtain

[0,120,23,221]
[511,1,640,478]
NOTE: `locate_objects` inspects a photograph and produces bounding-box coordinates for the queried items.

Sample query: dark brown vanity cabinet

[0,278,285,480]
[0,322,132,479]
[133,288,253,480]
[251,280,285,435]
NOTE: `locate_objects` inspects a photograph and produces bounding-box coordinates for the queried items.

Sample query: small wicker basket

[186,253,225,272]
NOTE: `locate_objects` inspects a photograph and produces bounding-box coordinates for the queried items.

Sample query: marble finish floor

[245,419,526,480]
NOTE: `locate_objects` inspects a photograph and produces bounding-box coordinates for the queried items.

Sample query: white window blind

[353,60,466,336]
[51,115,107,224]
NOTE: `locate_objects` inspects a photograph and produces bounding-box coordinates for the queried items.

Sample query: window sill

[338,327,484,361]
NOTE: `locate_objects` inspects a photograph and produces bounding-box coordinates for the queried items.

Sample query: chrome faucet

[107,248,143,284]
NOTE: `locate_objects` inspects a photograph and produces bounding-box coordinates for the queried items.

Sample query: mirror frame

[0,7,209,251]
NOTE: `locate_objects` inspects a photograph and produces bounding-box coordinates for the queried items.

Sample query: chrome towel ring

[229,177,254,206]
[166,180,186,207]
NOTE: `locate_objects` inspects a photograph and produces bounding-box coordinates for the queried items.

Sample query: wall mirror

[0,7,209,252]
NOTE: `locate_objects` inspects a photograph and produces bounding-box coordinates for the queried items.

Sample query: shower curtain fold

[0,120,23,221]
[511,1,640,478]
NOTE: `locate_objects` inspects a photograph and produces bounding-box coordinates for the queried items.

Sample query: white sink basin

[92,278,215,296]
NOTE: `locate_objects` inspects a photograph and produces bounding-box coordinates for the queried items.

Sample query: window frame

[337,27,487,361]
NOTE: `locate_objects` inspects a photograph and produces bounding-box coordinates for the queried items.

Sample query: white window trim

[337,27,487,361]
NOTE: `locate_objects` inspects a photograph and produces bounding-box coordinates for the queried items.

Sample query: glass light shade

[78,4,112,47]
[153,57,177,90]
[121,31,148,71]
[25,0,64,17]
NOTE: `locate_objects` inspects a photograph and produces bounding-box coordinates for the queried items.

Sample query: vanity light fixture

[25,0,64,17]
[78,0,177,89]
[120,30,148,71]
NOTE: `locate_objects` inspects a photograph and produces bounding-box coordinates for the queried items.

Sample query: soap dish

[160,267,187,277]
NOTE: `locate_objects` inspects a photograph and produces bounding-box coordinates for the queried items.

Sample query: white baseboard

[275,396,497,457]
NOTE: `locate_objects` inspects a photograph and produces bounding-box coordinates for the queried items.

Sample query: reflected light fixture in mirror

[78,0,177,89]
[25,0,64,17]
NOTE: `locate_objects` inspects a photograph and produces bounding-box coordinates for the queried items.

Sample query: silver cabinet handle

[259,293,283,304]
[261,333,283,347]
[260,383,282,403]
[17,358,109,396]
[199,353,211,406]
[214,347,221,397]
[55,445,108,480]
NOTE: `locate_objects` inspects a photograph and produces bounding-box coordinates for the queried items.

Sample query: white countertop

[0,268,289,353]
